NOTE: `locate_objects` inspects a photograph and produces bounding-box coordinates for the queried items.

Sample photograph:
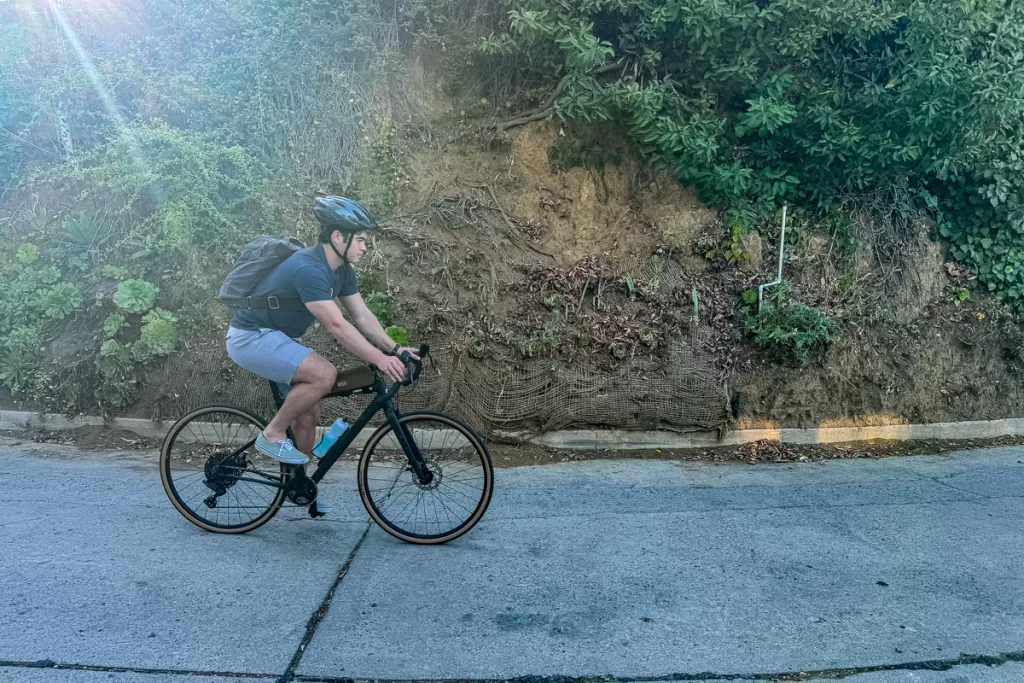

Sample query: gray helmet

[314,196,378,238]
[314,196,377,264]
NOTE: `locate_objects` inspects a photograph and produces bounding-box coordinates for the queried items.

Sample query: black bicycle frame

[269,365,432,487]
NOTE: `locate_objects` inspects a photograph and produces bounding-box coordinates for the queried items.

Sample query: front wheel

[358,411,494,544]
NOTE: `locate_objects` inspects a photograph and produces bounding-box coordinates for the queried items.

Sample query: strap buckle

[267,295,280,310]
[244,296,253,310]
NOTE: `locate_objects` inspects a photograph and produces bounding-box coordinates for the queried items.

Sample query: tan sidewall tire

[160,405,285,534]
[358,411,493,544]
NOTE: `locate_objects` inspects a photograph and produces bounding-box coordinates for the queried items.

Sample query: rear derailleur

[202,449,246,509]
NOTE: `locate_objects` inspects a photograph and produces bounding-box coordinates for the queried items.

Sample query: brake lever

[398,351,414,386]
[415,344,430,382]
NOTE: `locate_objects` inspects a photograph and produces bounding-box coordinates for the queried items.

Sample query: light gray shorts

[225,326,313,398]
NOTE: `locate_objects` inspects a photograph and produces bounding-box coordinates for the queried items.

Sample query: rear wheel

[160,405,285,533]
[358,411,494,544]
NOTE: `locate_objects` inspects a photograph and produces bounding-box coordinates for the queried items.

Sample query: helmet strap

[327,231,354,265]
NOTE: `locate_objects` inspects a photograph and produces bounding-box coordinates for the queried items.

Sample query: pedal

[308,501,326,519]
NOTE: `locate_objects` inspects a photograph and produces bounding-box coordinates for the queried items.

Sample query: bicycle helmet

[314,196,378,264]
[315,196,378,235]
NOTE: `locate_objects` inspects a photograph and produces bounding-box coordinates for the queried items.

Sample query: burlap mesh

[156,323,727,439]
[154,187,730,439]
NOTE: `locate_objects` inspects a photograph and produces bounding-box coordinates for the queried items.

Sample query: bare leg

[262,353,336,442]
[291,404,321,456]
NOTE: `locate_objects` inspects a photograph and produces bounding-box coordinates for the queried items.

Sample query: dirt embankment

[5,81,1023,435]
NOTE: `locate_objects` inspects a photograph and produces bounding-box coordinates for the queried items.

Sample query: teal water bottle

[313,418,349,457]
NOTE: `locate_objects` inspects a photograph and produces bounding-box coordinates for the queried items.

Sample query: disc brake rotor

[415,461,442,491]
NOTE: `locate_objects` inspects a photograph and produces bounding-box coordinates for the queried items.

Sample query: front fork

[384,404,433,485]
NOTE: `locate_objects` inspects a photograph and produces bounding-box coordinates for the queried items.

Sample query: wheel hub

[415,461,442,491]
[203,449,246,500]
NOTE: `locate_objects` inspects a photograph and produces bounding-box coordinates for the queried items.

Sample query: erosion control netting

[156,181,730,438]
[157,327,728,440]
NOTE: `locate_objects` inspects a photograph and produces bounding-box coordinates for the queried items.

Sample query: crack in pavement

[3,649,1022,682]
[0,659,278,678]
[927,476,995,500]
[276,518,375,683]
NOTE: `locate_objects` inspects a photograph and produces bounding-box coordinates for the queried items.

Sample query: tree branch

[494,59,625,133]
[463,181,556,259]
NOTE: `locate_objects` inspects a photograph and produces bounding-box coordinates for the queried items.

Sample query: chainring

[284,468,318,506]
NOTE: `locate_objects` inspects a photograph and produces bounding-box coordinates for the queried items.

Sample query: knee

[295,353,336,393]
[319,364,338,392]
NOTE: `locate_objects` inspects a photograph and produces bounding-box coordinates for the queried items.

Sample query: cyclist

[225,196,419,512]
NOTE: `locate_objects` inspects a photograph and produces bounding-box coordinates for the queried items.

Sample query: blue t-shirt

[230,244,359,339]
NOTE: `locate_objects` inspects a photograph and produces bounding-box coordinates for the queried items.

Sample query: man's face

[335,231,369,264]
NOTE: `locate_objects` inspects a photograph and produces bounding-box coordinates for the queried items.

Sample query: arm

[339,293,398,353]
[305,300,406,381]
[340,293,420,358]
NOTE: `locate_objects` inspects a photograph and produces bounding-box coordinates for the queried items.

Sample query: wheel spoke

[162,408,282,532]
[361,415,491,542]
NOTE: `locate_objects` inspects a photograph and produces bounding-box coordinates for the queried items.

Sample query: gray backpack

[218,236,308,310]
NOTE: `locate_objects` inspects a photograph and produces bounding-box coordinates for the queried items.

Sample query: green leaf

[113,279,158,313]
[15,244,39,265]
[385,325,409,347]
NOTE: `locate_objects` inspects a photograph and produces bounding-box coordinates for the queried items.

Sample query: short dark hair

[319,226,339,244]
[320,227,367,244]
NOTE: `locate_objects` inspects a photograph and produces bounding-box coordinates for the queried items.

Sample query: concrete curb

[508,418,1024,450]
[3,409,1024,451]
[0,410,172,441]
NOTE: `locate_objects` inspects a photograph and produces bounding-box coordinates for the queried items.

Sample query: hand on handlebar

[374,344,429,386]
[398,344,430,385]
[376,353,406,383]
[394,346,421,361]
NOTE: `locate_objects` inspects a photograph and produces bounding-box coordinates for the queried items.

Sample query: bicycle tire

[160,405,285,534]
[358,411,494,544]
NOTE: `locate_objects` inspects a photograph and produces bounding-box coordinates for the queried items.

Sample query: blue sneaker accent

[255,433,309,465]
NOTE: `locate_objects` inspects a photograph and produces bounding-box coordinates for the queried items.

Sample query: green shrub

[113,279,158,313]
[15,243,39,265]
[62,216,101,248]
[0,326,43,393]
[96,339,132,379]
[101,264,129,281]
[0,245,86,396]
[744,289,840,366]
[493,0,1024,303]
[138,309,179,358]
[365,291,396,327]
[705,221,752,265]
[385,326,410,347]
[103,313,126,338]
[47,124,268,255]
[42,282,83,319]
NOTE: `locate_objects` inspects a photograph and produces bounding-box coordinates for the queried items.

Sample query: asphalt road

[1,436,1022,683]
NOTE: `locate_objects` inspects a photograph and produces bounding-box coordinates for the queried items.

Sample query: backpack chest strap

[239,295,306,310]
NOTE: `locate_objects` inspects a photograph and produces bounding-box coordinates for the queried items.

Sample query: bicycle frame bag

[218,235,307,310]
